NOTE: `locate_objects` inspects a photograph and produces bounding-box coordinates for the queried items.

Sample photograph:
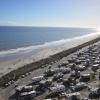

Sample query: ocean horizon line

[0,25,96,29]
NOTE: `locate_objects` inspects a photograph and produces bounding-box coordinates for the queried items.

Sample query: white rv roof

[66,92,80,97]
[32,76,44,80]
[50,85,65,91]
[20,90,36,96]
[16,85,33,91]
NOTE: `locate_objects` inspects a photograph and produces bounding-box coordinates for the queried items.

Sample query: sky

[0,0,100,28]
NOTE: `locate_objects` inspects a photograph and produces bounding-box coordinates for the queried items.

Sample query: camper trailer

[32,76,44,84]
[15,85,33,93]
[15,85,36,99]
[53,73,63,81]
[49,85,65,94]
[77,65,86,71]
[20,90,36,98]
[89,87,100,99]
[44,69,55,77]
[92,64,99,71]
[70,82,87,92]
[66,92,81,100]
[58,61,68,67]
[59,67,71,74]
[80,74,91,82]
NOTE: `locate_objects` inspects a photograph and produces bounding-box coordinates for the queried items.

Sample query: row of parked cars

[14,43,100,100]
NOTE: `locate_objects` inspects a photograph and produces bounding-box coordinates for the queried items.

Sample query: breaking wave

[0,32,100,57]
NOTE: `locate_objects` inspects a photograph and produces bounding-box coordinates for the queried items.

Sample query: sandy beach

[0,32,100,79]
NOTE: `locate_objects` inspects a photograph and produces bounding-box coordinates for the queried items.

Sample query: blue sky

[0,0,100,28]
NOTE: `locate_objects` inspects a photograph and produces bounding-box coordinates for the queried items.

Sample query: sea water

[0,26,97,61]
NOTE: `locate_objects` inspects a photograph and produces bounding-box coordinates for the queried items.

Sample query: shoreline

[0,32,100,87]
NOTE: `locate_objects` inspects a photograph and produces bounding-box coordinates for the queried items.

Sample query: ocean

[0,26,97,60]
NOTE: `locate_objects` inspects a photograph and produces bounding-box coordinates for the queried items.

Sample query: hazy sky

[0,0,100,28]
